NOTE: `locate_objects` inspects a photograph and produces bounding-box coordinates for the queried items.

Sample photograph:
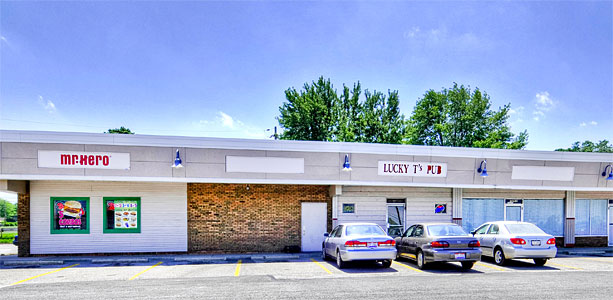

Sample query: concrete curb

[4,260,64,266]
[92,258,149,264]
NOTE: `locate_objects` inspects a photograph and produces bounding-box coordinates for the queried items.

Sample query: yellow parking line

[548,261,582,270]
[128,262,163,281]
[576,257,613,263]
[476,262,506,271]
[234,260,242,277]
[10,263,79,286]
[393,261,424,273]
[311,258,333,275]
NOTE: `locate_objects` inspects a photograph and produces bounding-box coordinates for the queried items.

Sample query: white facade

[29,181,187,254]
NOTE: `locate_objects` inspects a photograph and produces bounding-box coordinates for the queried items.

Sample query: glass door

[505,199,523,222]
[608,205,613,246]
[387,204,405,237]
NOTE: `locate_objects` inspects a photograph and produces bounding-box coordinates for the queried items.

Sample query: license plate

[454,253,466,260]
[531,240,541,246]
[367,242,377,247]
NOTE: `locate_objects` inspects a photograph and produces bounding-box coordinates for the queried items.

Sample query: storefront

[0,130,611,256]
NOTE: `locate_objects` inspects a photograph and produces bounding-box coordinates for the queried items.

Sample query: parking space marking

[10,264,80,286]
[234,260,242,277]
[310,258,333,275]
[392,261,424,273]
[128,262,163,281]
[547,262,582,270]
[576,257,613,263]
[476,262,506,271]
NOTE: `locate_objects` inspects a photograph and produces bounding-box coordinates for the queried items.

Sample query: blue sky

[1,1,611,151]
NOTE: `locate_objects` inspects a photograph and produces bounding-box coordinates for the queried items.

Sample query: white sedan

[471,221,557,266]
[322,223,397,269]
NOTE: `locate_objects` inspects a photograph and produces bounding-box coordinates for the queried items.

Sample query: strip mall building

[1,130,612,257]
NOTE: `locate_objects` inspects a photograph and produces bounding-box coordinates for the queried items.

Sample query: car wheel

[461,261,475,270]
[416,250,426,270]
[321,246,327,261]
[534,258,547,266]
[494,247,506,266]
[381,260,392,268]
[336,250,346,269]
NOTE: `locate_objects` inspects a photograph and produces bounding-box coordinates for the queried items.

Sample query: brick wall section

[574,236,608,247]
[17,189,30,257]
[188,183,331,253]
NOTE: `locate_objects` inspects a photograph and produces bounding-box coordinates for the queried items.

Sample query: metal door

[609,205,613,246]
[301,202,327,252]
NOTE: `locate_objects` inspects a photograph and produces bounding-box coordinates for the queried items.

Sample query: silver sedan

[471,221,557,266]
[322,223,397,269]
[395,223,482,270]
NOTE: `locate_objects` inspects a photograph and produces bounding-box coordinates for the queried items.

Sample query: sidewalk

[556,246,613,256]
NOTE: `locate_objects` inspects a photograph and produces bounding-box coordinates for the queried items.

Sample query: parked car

[471,221,557,266]
[395,223,481,270]
[322,223,397,268]
[13,235,18,246]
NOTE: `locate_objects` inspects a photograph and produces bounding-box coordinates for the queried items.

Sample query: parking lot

[0,254,611,289]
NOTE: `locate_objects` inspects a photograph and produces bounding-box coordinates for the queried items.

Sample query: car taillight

[431,241,450,248]
[546,238,556,245]
[345,240,367,247]
[510,238,526,245]
[468,240,480,247]
[378,240,396,247]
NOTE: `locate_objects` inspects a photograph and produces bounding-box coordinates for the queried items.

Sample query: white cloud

[37,95,57,113]
[404,27,420,38]
[533,116,540,122]
[531,91,556,122]
[508,106,525,115]
[192,112,269,139]
[590,121,598,126]
[217,111,235,128]
[580,122,587,127]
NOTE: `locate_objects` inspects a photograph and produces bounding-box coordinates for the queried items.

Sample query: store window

[50,197,90,234]
[461,198,504,233]
[576,199,607,236]
[523,199,564,236]
[103,197,141,233]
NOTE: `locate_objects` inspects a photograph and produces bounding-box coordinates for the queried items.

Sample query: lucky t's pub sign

[378,161,447,177]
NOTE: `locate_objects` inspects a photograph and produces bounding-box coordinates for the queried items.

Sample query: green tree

[105,126,134,134]
[555,140,613,153]
[406,83,528,149]
[278,77,406,144]
[0,199,15,220]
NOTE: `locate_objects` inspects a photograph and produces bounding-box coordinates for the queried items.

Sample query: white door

[301,202,327,252]
[608,206,613,246]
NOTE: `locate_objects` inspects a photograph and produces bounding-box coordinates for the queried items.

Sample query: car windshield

[345,225,386,236]
[504,223,546,234]
[427,225,468,236]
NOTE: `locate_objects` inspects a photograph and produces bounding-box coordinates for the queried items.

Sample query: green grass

[0,232,17,244]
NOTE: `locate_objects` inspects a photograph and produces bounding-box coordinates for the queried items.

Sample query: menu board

[50,197,90,234]
[104,198,141,233]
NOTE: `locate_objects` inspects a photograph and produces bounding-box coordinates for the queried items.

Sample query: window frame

[50,197,90,235]
[103,197,141,234]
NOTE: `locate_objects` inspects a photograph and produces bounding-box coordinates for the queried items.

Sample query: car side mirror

[470,230,476,236]
[323,233,329,237]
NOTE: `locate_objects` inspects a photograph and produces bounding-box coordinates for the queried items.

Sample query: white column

[565,191,576,247]
[452,188,462,226]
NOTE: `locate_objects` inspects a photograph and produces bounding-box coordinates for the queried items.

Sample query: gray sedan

[395,223,482,270]
[322,223,397,269]
[471,221,557,266]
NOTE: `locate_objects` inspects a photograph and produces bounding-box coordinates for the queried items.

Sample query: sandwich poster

[104,197,141,233]
[50,197,90,234]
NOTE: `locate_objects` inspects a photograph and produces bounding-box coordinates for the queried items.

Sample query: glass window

[462,198,504,233]
[523,199,564,236]
[345,225,386,236]
[103,197,141,234]
[475,224,490,235]
[334,226,343,237]
[427,225,468,236]
[329,227,339,237]
[413,226,424,237]
[342,203,355,214]
[487,224,500,234]
[505,223,546,235]
[50,197,90,234]
[576,199,608,236]
[404,225,416,237]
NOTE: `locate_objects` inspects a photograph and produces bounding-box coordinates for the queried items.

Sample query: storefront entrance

[387,199,405,237]
[505,199,523,222]
[608,203,613,246]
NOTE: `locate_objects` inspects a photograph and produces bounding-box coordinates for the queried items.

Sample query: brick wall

[17,187,30,257]
[188,183,331,253]
[574,236,608,247]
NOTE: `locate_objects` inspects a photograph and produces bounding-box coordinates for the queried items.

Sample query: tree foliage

[555,140,613,153]
[105,126,134,134]
[406,83,528,149]
[278,77,405,144]
[0,199,16,220]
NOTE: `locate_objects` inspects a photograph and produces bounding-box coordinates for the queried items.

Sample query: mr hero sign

[38,151,130,170]
[378,161,447,177]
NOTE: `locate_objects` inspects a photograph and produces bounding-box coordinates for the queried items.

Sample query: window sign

[435,204,447,214]
[104,197,141,233]
[342,203,355,214]
[50,197,90,234]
